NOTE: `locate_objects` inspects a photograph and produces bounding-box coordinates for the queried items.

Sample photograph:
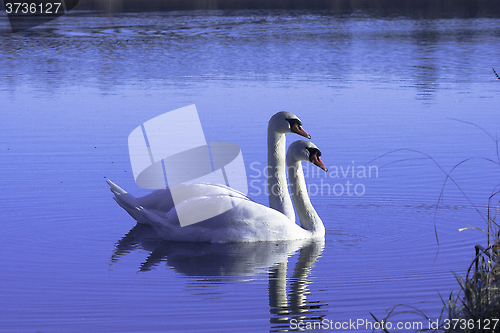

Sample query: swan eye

[286,118,302,129]
[306,148,321,161]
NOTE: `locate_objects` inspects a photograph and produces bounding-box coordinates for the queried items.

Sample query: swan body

[110,111,309,226]
[110,181,313,242]
[109,112,326,243]
[108,140,326,243]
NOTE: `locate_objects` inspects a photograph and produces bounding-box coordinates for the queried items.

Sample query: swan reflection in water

[111,224,328,331]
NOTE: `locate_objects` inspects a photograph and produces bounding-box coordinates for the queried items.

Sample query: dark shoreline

[74,0,500,18]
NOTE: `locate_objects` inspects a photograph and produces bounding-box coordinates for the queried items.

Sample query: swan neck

[267,126,295,222]
[287,159,324,235]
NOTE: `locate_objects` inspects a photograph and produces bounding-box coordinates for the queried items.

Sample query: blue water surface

[1,11,500,332]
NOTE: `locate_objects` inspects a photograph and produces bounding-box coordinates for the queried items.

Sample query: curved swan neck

[267,125,295,222]
[286,159,325,236]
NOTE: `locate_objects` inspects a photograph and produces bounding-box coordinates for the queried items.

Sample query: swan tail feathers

[107,179,127,196]
[112,195,162,225]
[107,179,140,207]
[107,179,155,224]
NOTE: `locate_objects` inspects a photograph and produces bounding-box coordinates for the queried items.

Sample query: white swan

[108,140,327,243]
[108,111,309,224]
[267,111,310,222]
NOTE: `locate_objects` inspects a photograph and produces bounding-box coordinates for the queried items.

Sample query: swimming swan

[108,140,326,242]
[108,111,309,223]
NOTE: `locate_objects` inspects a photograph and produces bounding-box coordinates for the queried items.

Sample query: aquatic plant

[370,195,500,332]
[436,192,500,333]
[368,98,500,332]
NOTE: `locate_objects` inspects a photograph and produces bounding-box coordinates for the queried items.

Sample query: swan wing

[108,179,252,223]
[151,194,309,243]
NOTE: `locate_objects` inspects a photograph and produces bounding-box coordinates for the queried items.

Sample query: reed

[433,80,500,331]
[368,79,500,331]
[435,191,500,332]
[370,195,500,332]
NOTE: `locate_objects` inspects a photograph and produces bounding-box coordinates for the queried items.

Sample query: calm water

[1,10,500,332]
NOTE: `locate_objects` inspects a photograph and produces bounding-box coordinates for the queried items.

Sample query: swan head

[269,111,311,139]
[287,140,328,172]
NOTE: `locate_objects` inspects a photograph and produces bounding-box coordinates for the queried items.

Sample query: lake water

[1,10,500,332]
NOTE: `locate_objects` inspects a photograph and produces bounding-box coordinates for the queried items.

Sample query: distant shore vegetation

[74,0,500,18]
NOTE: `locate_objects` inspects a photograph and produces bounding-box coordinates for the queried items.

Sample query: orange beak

[311,153,328,172]
[291,123,311,139]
